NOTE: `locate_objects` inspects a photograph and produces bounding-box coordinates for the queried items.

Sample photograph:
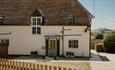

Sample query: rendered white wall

[64,26,90,57]
[0,26,90,57]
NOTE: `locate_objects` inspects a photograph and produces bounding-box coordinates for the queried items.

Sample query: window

[68,15,74,24]
[37,27,41,34]
[31,17,42,25]
[69,40,78,48]
[0,16,4,24]
[31,17,42,34]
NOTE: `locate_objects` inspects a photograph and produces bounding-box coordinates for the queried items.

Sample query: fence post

[49,66,52,70]
[68,68,73,70]
[4,59,8,70]
[22,62,25,70]
[29,62,32,70]
[0,58,1,69]
[19,61,22,70]
[63,67,67,70]
[11,60,13,70]
[34,63,37,70]
[2,58,6,70]
[0,58,4,70]
[30,62,34,70]
[25,62,29,70]
[73,69,78,70]
[53,66,57,70]
[40,64,43,70]
[14,61,18,70]
[24,62,27,70]
[9,60,11,70]
[6,60,10,70]
[37,64,40,70]
[45,65,48,70]
[12,60,15,70]
[58,67,62,70]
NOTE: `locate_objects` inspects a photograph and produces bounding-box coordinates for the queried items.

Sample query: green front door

[48,39,57,57]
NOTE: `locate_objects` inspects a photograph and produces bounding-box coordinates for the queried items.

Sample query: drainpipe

[61,26,64,57]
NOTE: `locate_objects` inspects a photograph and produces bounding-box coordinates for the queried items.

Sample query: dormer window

[31,17,42,34]
[0,16,4,24]
[68,15,74,24]
[31,17,42,25]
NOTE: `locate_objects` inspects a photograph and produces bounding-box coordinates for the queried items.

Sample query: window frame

[31,17,42,34]
[31,17,42,25]
[68,15,74,24]
[69,40,78,48]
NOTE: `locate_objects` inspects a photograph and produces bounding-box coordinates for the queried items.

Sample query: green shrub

[103,31,115,53]
[95,33,104,39]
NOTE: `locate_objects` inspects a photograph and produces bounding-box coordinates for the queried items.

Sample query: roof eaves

[76,0,93,18]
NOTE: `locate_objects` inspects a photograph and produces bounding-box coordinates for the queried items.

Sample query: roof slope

[0,0,92,26]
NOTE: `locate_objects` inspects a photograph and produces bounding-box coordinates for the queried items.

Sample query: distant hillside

[92,28,112,34]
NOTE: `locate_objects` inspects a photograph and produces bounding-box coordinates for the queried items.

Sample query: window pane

[37,31,41,34]
[32,31,36,34]
[32,27,36,31]
[32,27,36,34]
[32,18,36,25]
[74,40,78,48]
[37,27,41,34]
[37,18,41,25]
[72,40,74,48]
[69,40,71,48]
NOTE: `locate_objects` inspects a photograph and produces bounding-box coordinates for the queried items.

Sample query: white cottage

[0,0,92,57]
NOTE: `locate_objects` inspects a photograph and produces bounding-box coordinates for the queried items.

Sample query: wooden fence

[0,58,78,70]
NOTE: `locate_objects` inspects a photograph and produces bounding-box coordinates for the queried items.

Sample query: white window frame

[31,17,42,25]
[69,40,78,48]
[31,17,42,34]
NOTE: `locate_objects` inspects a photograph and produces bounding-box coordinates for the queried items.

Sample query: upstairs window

[31,17,42,34]
[31,17,42,25]
[0,16,4,24]
[68,15,74,24]
[69,40,78,48]
[32,27,41,34]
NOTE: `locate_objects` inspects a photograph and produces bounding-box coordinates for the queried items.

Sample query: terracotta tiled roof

[0,0,92,26]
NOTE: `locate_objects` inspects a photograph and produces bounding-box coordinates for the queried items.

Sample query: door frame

[45,38,60,57]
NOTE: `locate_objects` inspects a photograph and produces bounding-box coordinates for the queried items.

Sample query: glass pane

[37,18,41,25]
[32,31,36,34]
[50,40,52,49]
[71,40,74,48]
[53,40,55,49]
[74,40,78,48]
[37,27,40,30]
[69,40,73,48]
[37,27,41,34]
[37,31,41,34]
[32,27,36,34]
[32,27,36,31]
[32,18,36,25]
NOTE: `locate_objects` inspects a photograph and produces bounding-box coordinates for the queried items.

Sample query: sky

[79,0,115,30]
